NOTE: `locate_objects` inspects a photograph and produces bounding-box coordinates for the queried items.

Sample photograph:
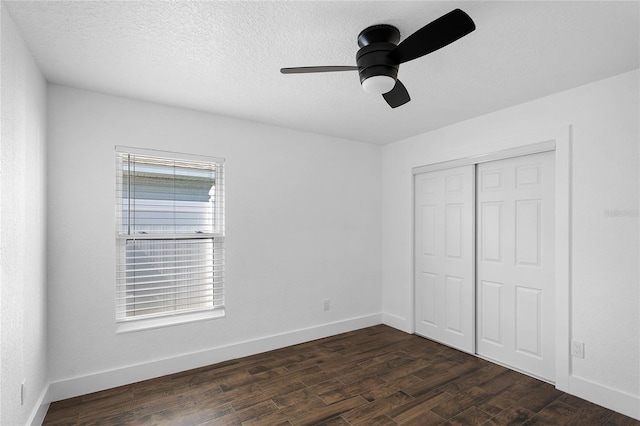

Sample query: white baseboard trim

[27,384,51,426]
[48,313,382,403]
[382,312,412,333]
[568,375,640,421]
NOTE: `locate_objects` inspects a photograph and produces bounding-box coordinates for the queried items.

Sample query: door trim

[412,140,555,175]
[411,125,571,391]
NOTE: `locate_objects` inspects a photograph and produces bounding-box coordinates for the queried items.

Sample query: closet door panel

[476,151,555,381]
[414,166,475,353]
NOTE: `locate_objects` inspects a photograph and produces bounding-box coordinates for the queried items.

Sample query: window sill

[116,308,225,334]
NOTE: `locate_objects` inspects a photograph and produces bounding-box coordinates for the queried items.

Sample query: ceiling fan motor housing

[356,25,401,85]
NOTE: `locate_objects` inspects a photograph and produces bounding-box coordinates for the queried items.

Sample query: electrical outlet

[571,341,585,358]
[323,299,330,311]
[21,380,26,406]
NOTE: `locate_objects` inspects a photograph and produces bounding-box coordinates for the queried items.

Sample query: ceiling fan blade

[389,9,475,64]
[280,66,358,74]
[383,80,410,108]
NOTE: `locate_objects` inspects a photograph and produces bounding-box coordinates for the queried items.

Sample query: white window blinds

[115,147,224,322]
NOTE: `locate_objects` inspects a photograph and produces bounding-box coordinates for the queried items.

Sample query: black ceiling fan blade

[389,9,475,64]
[280,66,358,74]
[383,80,410,108]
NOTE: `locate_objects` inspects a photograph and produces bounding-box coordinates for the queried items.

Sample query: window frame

[115,146,225,333]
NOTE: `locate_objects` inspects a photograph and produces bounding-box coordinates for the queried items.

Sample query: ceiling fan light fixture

[361,75,396,95]
[280,9,475,108]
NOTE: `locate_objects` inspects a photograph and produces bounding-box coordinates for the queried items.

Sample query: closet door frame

[411,125,571,391]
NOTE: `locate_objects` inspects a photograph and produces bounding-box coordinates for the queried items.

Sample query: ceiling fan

[280,9,475,108]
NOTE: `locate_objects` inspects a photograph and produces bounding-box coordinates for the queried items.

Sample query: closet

[414,150,555,381]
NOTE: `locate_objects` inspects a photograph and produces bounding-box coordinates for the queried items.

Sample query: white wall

[381,70,639,417]
[46,85,382,398]
[0,4,48,425]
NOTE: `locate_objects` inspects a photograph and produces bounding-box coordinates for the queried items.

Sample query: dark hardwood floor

[44,325,639,425]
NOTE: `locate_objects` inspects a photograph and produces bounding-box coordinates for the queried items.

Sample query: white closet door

[476,151,555,381]
[414,166,475,353]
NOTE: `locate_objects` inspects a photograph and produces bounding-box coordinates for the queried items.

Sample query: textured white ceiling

[5,1,639,145]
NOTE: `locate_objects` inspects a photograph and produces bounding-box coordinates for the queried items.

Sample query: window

[115,147,224,329]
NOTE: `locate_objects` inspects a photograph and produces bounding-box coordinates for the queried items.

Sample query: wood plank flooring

[43,325,639,425]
